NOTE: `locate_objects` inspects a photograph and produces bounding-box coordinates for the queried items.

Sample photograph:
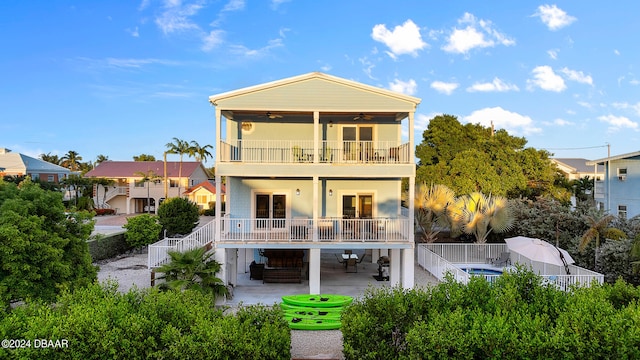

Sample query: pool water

[462,268,503,276]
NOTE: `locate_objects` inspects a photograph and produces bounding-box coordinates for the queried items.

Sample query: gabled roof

[586,151,640,165]
[552,158,603,173]
[183,181,225,195]
[209,72,421,115]
[84,161,205,178]
[0,148,71,174]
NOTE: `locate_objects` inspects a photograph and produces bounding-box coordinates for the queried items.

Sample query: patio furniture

[336,253,366,273]
[491,252,511,267]
[377,256,390,280]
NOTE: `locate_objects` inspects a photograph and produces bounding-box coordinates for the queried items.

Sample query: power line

[542,145,608,151]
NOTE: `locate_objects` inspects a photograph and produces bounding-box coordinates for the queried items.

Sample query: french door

[342,194,373,219]
[343,126,373,161]
[255,193,286,229]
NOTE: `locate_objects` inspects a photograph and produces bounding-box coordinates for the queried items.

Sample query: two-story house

[552,158,604,181]
[0,147,71,183]
[208,72,420,293]
[84,161,209,214]
[587,151,640,219]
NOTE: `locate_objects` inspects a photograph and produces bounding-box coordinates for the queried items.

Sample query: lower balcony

[219,216,411,245]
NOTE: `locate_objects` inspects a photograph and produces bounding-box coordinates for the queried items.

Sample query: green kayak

[284,309,342,320]
[285,316,342,330]
[281,294,353,308]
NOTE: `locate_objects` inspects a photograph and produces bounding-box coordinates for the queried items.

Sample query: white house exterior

[84,161,209,214]
[0,148,71,183]
[587,151,640,219]
[208,72,420,294]
[552,158,604,181]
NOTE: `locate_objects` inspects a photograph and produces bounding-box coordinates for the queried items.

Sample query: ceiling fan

[353,112,373,121]
[259,111,283,119]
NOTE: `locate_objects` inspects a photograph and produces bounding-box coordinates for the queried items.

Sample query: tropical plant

[454,192,514,243]
[189,140,214,162]
[95,154,109,164]
[579,210,616,270]
[155,247,228,298]
[135,170,161,214]
[60,150,83,172]
[0,178,96,311]
[165,137,190,194]
[133,153,156,161]
[39,152,61,165]
[122,214,162,248]
[412,183,456,242]
[60,174,92,209]
[158,197,199,236]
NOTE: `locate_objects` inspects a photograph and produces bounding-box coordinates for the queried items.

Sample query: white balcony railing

[417,243,604,290]
[148,221,215,268]
[219,140,411,164]
[219,216,410,243]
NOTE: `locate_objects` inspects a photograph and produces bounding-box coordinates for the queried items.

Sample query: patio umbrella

[504,236,575,267]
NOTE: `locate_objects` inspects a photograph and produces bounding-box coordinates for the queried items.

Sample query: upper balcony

[219,140,411,164]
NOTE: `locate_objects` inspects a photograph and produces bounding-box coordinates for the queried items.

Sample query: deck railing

[220,216,410,243]
[218,140,411,164]
[417,243,604,289]
[148,221,216,268]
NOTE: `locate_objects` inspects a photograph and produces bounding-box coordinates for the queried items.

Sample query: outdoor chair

[491,252,511,267]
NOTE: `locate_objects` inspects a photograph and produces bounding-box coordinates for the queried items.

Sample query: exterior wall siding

[607,158,640,218]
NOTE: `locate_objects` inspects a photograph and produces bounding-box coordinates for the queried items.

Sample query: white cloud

[598,115,639,132]
[442,12,515,54]
[467,77,519,92]
[154,0,205,35]
[430,81,459,95]
[201,30,225,51]
[222,0,245,12]
[389,78,418,95]
[127,26,140,37]
[371,19,427,59]
[560,67,593,85]
[612,101,640,116]
[229,38,284,57]
[553,118,574,126]
[270,0,291,10]
[547,49,558,60]
[614,49,621,56]
[463,107,541,135]
[102,57,182,69]
[533,4,576,31]
[527,65,566,92]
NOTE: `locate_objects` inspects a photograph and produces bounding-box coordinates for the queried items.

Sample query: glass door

[342,126,373,161]
[255,193,287,229]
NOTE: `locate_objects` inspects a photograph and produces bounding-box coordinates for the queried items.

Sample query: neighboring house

[0,147,71,183]
[587,151,640,219]
[183,181,225,210]
[552,158,604,181]
[84,161,209,214]
[208,72,420,294]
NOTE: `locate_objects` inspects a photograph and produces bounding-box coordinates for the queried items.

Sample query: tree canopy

[415,114,559,199]
[0,179,96,310]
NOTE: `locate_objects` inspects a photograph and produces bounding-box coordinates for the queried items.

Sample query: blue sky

[1,1,639,167]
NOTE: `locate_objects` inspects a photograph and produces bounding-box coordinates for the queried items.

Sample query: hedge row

[0,282,290,359]
[87,232,131,261]
[342,267,640,360]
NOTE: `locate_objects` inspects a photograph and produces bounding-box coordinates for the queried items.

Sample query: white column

[390,248,401,286]
[402,248,414,289]
[313,111,319,163]
[309,248,321,294]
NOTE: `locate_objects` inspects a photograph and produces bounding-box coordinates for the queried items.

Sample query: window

[134,180,145,187]
[618,205,627,219]
[618,168,627,181]
[31,173,39,181]
[197,195,208,204]
[170,179,179,188]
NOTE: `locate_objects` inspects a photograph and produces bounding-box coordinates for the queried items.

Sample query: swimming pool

[462,268,503,276]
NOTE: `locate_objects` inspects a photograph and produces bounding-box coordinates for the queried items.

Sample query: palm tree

[39,152,61,165]
[189,141,214,163]
[411,183,456,242]
[165,138,190,195]
[155,247,228,298]
[60,150,83,172]
[455,192,514,243]
[95,154,109,165]
[579,210,615,270]
[133,154,156,161]
[135,170,161,214]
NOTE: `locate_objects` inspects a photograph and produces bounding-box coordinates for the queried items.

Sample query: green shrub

[342,269,640,360]
[157,197,199,236]
[122,214,162,248]
[87,232,131,261]
[0,282,290,359]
